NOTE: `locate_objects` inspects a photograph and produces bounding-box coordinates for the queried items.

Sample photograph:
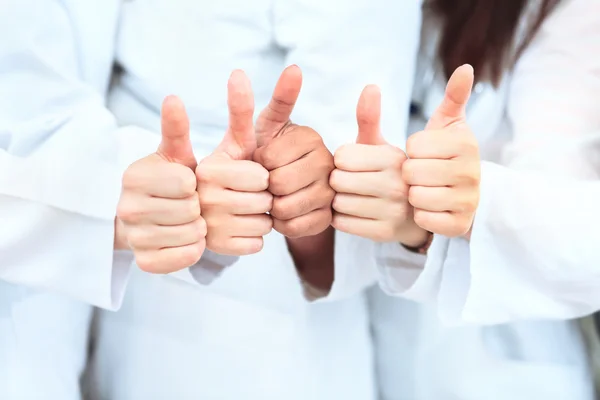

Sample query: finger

[158,96,197,169]
[206,236,265,256]
[127,218,207,250]
[408,186,477,213]
[413,209,470,237]
[118,194,200,226]
[332,193,401,220]
[331,213,389,242]
[253,125,323,170]
[356,85,386,145]
[271,180,334,221]
[426,64,474,130]
[135,242,205,274]
[206,214,273,238]
[273,207,332,238]
[122,159,198,198]
[268,149,333,196]
[196,159,269,192]
[334,143,406,172]
[218,70,256,160]
[200,188,273,215]
[330,169,407,199]
[256,64,303,146]
[402,159,479,187]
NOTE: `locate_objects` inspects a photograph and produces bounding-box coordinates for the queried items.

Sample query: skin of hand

[195,70,273,256]
[330,85,429,247]
[403,64,480,238]
[116,96,207,273]
[253,65,335,238]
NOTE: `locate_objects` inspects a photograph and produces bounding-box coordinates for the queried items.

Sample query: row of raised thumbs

[115,64,481,274]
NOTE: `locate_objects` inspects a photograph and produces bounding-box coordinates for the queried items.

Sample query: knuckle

[329,169,343,191]
[116,199,143,223]
[121,165,142,190]
[198,187,220,210]
[405,132,421,158]
[269,171,290,195]
[194,218,208,240]
[413,209,430,230]
[260,215,274,235]
[387,179,408,201]
[196,159,218,184]
[270,198,289,220]
[407,186,422,206]
[401,160,415,184]
[126,228,149,247]
[183,197,201,219]
[243,238,265,255]
[135,254,159,274]
[176,169,198,196]
[333,144,352,169]
[387,146,407,170]
[276,219,303,238]
[331,194,343,212]
[256,167,270,190]
[258,148,277,170]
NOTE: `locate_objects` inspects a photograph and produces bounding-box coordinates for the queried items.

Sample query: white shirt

[0,0,422,399]
[369,0,599,398]
[374,0,600,325]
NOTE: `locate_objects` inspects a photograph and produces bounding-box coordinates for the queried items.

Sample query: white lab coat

[0,0,422,399]
[369,0,600,398]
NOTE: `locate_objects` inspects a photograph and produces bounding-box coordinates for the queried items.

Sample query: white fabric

[0,0,421,399]
[376,0,600,325]
[369,0,599,399]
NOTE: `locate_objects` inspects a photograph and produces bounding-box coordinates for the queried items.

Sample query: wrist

[286,226,335,292]
[397,222,430,248]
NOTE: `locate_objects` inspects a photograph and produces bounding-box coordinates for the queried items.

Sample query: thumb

[426,64,474,130]
[158,95,197,169]
[255,64,302,147]
[356,85,386,145]
[217,69,257,160]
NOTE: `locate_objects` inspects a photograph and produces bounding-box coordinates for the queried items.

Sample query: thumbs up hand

[116,96,207,273]
[403,64,480,237]
[196,70,273,255]
[330,86,428,246]
[252,65,335,238]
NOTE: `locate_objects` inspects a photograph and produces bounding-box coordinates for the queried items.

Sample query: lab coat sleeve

[0,0,236,308]
[272,0,422,300]
[376,0,600,324]
[0,0,134,310]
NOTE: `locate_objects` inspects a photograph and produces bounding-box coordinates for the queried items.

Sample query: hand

[253,65,335,238]
[403,64,480,237]
[196,70,273,255]
[116,96,207,273]
[330,85,429,246]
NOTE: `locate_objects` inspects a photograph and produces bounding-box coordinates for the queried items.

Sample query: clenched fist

[403,64,480,237]
[330,85,428,246]
[196,70,273,255]
[117,96,207,273]
[253,65,335,238]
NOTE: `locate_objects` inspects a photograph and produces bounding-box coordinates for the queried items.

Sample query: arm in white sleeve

[272,0,422,301]
[0,0,134,310]
[377,0,600,324]
[455,0,600,323]
[0,1,236,308]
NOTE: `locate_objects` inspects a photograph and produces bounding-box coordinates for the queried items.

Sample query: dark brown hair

[427,0,560,86]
